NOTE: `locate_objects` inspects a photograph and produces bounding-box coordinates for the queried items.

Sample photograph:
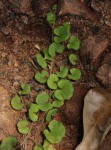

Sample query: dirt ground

[0,0,111,150]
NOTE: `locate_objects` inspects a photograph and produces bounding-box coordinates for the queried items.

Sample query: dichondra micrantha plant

[9,4,81,150]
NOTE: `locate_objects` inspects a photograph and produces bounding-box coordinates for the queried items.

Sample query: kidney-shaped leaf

[56,66,68,78]
[17,120,30,134]
[54,22,70,43]
[54,79,74,100]
[46,109,58,122]
[69,54,77,65]
[35,70,49,84]
[36,92,49,104]
[68,68,81,80]
[42,48,54,61]
[67,36,80,50]
[44,120,65,144]
[53,100,64,108]
[29,103,39,122]
[49,42,64,57]
[36,92,53,112]
[29,109,38,122]
[11,95,23,110]
[19,84,30,95]
[36,53,47,69]
[0,136,17,150]
[46,12,56,25]
[47,74,58,90]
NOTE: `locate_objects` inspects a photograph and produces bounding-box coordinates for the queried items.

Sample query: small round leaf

[46,12,56,25]
[44,120,65,144]
[69,54,77,65]
[19,84,30,95]
[47,74,58,90]
[17,120,30,134]
[56,66,68,78]
[35,70,49,84]
[68,68,81,80]
[11,95,23,110]
[67,36,80,50]
[46,109,58,122]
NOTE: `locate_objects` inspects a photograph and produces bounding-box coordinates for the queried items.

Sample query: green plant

[19,83,30,95]
[17,120,30,134]
[44,120,65,144]
[29,103,39,122]
[69,54,77,65]
[11,95,23,110]
[0,136,17,150]
[68,68,81,80]
[10,4,81,149]
[67,36,80,50]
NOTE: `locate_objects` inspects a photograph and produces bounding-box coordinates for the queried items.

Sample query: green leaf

[54,79,74,100]
[33,145,44,150]
[52,4,57,11]
[68,68,81,80]
[67,36,80,50]
[43,140,56,150]
[46,109,58,122]
[49,43,64,57]
[35,70,49,84]
[54,90,64,101]
[47,74,58,89]
[46,12,56,25]
[17,120,30,134]
[53,100,64,108]
[56,66,68,78]
[42,48,54,61]
[0,136,17,150]
[36,53,47,69]
[11,95,23,110]
[44,120,65,144]
[69,54,77,65]
[39,103,53,112]
[36,92,53,112]
[36,92,49,105]
[29,104,39,122]
[19,84,30,95]
[30,103,39,113]
[54,22,70,43]
[29,109,38,122]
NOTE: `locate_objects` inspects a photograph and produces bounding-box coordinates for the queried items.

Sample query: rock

[0,86,19,140]
[80,35,109,71]
[58,0,98,22]
[91,0,111,26]
[75,88,111,150]
[96,52,111,87]
[31,0,57,18]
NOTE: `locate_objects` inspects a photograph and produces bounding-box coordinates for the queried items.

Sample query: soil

[0,0,111,150]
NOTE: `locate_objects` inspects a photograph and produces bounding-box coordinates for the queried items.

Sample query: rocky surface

[0,86,19,140]
[91,0,111,27]
[96,52,111,87]
[80,35,109,71]
[0,0,111,150]
[58,0,98,22]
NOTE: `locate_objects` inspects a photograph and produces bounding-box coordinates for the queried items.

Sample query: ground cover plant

[0,5,81,150]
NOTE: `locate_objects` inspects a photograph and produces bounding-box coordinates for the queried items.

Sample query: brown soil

[0,0,111,150]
